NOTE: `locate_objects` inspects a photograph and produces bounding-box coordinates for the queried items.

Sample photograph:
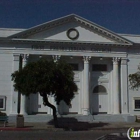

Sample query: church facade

[0,14,140,117]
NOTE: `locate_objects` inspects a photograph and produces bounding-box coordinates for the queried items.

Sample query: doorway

[92,85,108,114]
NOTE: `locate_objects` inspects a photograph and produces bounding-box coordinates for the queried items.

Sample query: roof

[119,34,140,43]
[0,28,25,37]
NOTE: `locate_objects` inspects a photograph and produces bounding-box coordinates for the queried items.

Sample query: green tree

[11,59,78,127]
[129,66,140,90]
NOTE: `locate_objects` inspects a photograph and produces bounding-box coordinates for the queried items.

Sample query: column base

[113,111,120,114]
[82,108,90,115]
[121,112,130,115]
[121,111,129,114]
[19,112,28,115]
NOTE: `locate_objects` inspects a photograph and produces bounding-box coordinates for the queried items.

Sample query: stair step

[8,114,136,123]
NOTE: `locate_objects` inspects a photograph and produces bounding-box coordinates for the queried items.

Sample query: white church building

[0,14,140,121]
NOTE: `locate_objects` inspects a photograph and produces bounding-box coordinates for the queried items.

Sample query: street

[0,130,127,140]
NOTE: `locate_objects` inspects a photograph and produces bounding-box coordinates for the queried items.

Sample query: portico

[1,14,138,122]
[10,50,128,116]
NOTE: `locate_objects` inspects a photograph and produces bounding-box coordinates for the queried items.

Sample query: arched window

[93,85,107,93]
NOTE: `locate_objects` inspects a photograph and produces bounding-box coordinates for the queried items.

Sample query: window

[92,64,107,71]
[0,96,6,110]
[67,28,79,40]
[134,99,140,110]
[93,85,107,93]
[69,63,79,71]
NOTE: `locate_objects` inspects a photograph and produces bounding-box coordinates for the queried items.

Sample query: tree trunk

[42,93,58,128]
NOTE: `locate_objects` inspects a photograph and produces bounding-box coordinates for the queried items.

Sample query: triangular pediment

[8,14,132,45]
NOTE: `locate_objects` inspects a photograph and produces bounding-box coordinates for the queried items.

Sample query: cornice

[0,38,132,47]
[74,16,133,45]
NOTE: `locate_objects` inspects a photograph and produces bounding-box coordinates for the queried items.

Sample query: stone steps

[8,114,136,123]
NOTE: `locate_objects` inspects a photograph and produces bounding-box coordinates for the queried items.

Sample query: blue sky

[0,0,140,34]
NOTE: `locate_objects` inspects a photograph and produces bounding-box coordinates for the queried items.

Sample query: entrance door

[92,85,108,114]
[28,94,38,114]
[58,82,80,115]
[28,93,48,114]
[38,94,48,114]
[58,93,79,115]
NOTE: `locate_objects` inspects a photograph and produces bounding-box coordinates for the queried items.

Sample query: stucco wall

[128,55,140,115]
[0,53,13,115]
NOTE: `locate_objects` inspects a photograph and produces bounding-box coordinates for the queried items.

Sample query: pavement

[0,121,140,131]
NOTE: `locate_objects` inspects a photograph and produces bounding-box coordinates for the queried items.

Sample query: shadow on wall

[48,117,108,131]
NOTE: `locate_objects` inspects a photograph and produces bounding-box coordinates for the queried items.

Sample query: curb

[0,127,31,131]
[90,126,140,131]
[0,126,140,131]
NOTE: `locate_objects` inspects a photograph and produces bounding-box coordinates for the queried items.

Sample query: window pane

[135,100,140,109]
[92,64,107,71]
[69,63,79,71]
[0,99,3,108]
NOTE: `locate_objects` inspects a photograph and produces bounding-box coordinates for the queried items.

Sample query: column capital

[83,56,91,63]
[52,55,61,62]
[21,54,29,68]
[13,54,20,61]
[113,57,120,64]
[121,58,128,65]
[21,54,29,61]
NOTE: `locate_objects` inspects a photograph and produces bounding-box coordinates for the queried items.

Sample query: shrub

[0,111,7,116]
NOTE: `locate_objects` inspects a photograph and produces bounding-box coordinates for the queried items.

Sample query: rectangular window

[134,99,140,109]
[92,64,107,71]
[0,96,6,111]
[69,63,79,71]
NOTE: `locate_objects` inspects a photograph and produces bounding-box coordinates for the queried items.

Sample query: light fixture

[100,57,103,60]
[70,56,73,59]
[39,55,42,58]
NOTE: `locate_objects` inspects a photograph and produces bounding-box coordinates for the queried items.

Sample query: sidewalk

[0,121,140,131]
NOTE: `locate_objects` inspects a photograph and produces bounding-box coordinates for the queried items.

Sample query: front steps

[92,114,136,122]
[8,114,136,123]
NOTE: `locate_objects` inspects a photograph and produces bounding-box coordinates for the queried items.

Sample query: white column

[52,55,61,63]
[20,54,29,115]
[113,57,120,114]
[10,54,20,115]
[82,56,91,115]
[121,58,129,114]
